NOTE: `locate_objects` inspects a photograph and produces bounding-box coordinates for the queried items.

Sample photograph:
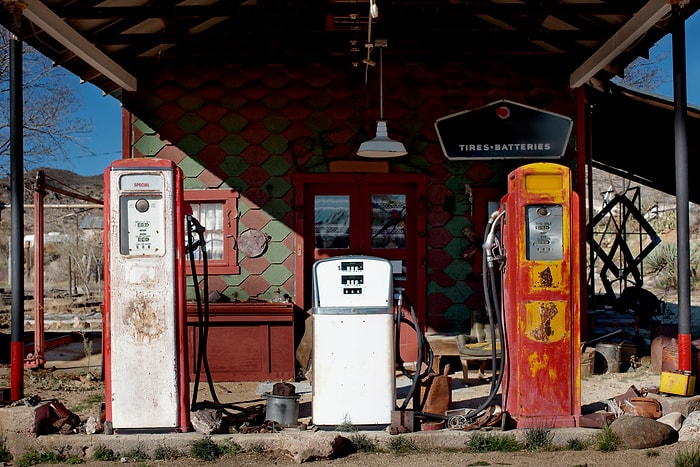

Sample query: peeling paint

[530,301,558,342]
[528,351,548,377]
[123,295,165,343]
[537,266,553,287]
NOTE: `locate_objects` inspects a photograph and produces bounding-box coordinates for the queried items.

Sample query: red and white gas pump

[496,162,581,428]
[103,158,190,433]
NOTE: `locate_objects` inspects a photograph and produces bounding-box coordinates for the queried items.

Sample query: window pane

[187,202,224,260]
[205,231,224,260]
[371,194,406,249]
[202,203,223,231]
[315,195,350,249]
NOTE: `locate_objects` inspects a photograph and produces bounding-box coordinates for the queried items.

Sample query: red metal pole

[30,172,46,368]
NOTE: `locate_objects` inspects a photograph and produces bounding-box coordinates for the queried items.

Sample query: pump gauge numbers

[119,195,166,256]
[526,204,563,261]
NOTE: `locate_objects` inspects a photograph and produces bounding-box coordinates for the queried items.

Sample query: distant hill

[0,168,103,206]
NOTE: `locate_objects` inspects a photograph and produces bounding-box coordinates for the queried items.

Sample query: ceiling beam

[569,0,671,89]
[21,0,137,91]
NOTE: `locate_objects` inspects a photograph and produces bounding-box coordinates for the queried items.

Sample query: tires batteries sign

[434,100,573,160]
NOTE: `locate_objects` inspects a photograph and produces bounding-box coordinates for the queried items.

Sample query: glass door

[297,174,427,361]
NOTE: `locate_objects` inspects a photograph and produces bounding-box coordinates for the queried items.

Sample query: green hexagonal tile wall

[128,61,575,332]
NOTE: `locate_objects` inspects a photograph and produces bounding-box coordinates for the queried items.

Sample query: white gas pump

[103,158,189,433]
[311,256,395,426]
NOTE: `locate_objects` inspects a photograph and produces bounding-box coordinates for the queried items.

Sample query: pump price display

[526,204,563,261]
[119,195,166,256]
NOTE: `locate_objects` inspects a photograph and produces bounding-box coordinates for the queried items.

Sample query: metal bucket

[595,342,621,374]
[265,393,300,426]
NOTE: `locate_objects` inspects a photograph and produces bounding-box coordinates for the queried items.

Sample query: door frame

[293,173,428,328]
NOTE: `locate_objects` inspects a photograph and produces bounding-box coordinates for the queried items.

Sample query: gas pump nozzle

[483,209,505,268]
[186,215,207,253]
[187,215,206,234]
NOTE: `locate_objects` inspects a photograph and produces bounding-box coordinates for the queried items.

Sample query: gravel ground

[2,345,697,466]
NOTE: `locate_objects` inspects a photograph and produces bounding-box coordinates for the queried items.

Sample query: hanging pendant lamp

[358,43,407,158]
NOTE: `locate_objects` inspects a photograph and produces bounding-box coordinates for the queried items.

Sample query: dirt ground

[2,278,699,466]
[2,339,699,466]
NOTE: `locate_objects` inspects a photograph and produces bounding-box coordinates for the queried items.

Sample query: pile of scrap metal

[580,385,663,428]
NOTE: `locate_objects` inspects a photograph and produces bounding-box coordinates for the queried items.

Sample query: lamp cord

[379,46,384,119]
[364,1,375,84]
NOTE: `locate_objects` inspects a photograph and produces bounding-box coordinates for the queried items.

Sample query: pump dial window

[135,198,150,213]
[537,207,551,217]
[119,195,165,256]
[526,204,563,261]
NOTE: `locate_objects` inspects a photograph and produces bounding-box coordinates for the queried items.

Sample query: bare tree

[0,29,92,176]
[616,47,668,92]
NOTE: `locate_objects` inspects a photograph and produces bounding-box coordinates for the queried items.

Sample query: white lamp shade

[357,120,407,158]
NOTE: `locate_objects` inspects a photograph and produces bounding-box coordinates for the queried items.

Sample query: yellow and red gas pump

[496,162,581,428]
[103,158,190,433]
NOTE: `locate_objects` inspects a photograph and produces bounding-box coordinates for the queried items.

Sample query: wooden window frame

[184,189,240,276]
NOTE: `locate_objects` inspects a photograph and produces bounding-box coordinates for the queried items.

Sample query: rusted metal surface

[500,163,581,429]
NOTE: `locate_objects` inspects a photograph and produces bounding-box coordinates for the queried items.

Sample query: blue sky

[652,11,700,106]
[58,83,122,177]
[58,12,700,177]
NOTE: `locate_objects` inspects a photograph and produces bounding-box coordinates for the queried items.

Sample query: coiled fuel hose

[415,209,507,427]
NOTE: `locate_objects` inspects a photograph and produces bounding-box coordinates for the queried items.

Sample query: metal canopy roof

[0,0,697,98]
[590,83,700,204]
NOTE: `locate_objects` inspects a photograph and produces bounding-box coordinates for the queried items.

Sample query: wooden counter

[186,302,295,382]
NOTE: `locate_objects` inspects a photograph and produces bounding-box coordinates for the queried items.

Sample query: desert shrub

[468,432,522,452]
[595,426,621,452]
[190,436,222,461]
[17,448,63,467]
[350,433,379,453]
[387,437,418,454]
[219,440,242,456]
[245,443,265,454]
[675,445,700,467]
[565,437,588,451]
[92,445,118,461]
[122,445,148,461]
[65,455,84,464]
[153,444,182,460]
[644,241,700,290]
[524,426,554,450]
[0,437,12,463]
[334,415,355,432]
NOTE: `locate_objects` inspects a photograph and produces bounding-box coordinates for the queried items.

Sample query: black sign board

[434,100,573,160]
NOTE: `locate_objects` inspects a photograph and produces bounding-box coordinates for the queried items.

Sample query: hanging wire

[379,46,384,119]
[363,0,377,83]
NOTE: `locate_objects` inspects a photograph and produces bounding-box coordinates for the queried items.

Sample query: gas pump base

[390,410,415,433]
[507,415,579,430]
[660,371,696,396]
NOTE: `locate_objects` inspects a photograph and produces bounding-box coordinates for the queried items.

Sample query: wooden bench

[425,332,500,383]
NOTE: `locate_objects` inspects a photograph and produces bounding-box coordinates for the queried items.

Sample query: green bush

[190,436,222,461]
[565,437,588,451]
[0,437,12,463]
[18,449,64,467]
[387,437,419,454]
[595,426,621,452]
[468,432,522,452]
[92,445,118,461]
[524,426,554,450]
[219,440,242,456]
[675,445,700,467]
[122,445,149,462]
[350,433,379,453]
[65,455,85,464]
[153,444,182,460]
[644,241,700,290]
